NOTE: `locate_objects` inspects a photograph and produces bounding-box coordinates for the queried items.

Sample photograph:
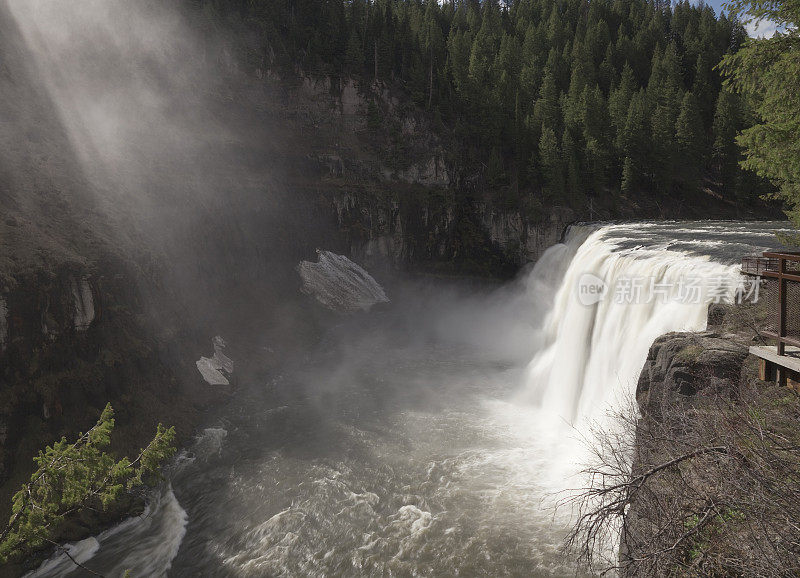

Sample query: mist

[1,0,792,576]
[3,0,329,338]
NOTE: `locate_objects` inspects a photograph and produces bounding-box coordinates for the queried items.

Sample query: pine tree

[345,29,365,75]
[0,404,175,564]
[563,129,584,200]
[539,126,565,197]
[495,33,521,115]
[583,85,613,193]
[422,1,446,110]
[468,7,498,115]
[534,67,560,132]
[721,0,800,223]
[598,43,616,94]
[692,53,716,130]
[712,89,741,197]
[648,43,682,193]
[675,91,705,191]
[609,64,637,152]
[519,22,543,103]
[448,28,472,98]
[620,90,650,194]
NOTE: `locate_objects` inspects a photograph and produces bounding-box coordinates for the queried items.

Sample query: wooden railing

[744,252,800,356]
[741,255,780,276]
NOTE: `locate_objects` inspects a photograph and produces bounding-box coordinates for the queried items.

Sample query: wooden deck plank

[749,345,800,374]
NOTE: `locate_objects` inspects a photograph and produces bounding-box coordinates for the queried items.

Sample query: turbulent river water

[29,221,791,577]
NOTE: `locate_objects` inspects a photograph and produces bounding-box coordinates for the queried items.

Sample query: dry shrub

[564,375,800,577]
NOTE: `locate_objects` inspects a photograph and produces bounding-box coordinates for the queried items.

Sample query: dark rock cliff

[275,74,578,277]
[634,301,767,418]
[619,301,794,574]
[636,331,749,416]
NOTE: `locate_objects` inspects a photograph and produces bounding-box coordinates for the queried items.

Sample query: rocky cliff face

[636,331,749,415]
[330,189,573,276]
[251,72,577,277]
[0,257,224,497]
[634,301,767,416]
[0,4,233,517]
[621,303,766,573]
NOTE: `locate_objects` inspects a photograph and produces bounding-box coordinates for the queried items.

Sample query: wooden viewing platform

[742,251,800,388]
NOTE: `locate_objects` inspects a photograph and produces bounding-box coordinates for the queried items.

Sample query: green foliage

[720,0,800,222]
[684,508,747,563]
[712,88,744,197]
[675,91,706,190]
[620,90,650,194]
[0,404,175,562]
[539,125,564,197]
[196,0,773,207]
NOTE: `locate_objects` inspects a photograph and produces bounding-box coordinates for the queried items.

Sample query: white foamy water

[26,486,186,578]
[33,222,786,576]
[521,223,749,426]
[26,426,230,577]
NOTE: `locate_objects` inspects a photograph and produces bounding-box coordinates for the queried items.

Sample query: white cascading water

[26,486,187,578]
[520,224,742,426]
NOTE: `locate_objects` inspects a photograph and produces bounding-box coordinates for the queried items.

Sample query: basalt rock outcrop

[636,331,749,415]
[330,189,573,276]
[621,303,767,574]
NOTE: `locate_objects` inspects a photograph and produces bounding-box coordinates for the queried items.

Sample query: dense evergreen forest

[190,0,768,210]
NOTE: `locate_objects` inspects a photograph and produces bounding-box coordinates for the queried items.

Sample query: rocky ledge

[635,301,766,414]
[636,331,749,415]
[618,301,800,576]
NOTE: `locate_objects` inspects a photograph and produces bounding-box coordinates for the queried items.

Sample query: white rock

[214,349,234,374]
[196,335,234,385]
[213,335,234,374]
[196,357,229,386]
[297,250,389,313]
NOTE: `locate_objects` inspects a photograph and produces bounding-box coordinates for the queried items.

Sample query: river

[29,221,790,577]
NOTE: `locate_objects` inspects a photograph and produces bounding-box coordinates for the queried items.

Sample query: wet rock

[298,250,389,313]
[196,357,229,386]
[212,336,234,374]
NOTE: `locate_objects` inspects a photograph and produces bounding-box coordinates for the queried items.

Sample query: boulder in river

[196,336,234,386]
[297,250,389,313]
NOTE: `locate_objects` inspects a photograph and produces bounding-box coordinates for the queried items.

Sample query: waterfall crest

[520,224,743,425]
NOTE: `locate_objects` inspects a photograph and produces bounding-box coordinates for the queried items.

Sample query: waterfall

[519,224,743,425]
